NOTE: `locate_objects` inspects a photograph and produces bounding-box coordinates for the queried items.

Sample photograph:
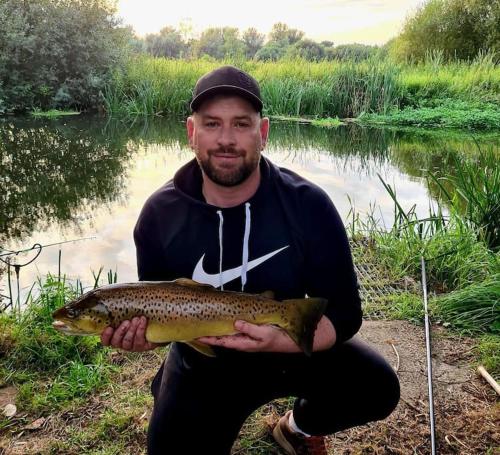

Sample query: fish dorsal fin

[260,290,275,299]
[185,341,216,357]
[174,278,215,289]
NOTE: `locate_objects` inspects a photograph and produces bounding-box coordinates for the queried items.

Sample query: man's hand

[197,320,300,353]
[100,316,158,352]
[197,316,336,353]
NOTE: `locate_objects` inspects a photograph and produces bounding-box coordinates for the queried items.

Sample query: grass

[103,56,500,130]
[0,274,115,413]
[30,109,80,118]
[475,335,500,379]
[430,275,499,335]
[427,148,500,251]
[359,101,500,130]
[348,159,499,337]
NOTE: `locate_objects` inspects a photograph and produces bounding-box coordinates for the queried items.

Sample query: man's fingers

[110,320,131,348]
[122,317,140,350]
[133,316,148,350]
[100,326,114,346]
[234,320,265,340]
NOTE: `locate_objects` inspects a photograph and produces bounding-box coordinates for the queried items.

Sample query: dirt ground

[1,320,499,454]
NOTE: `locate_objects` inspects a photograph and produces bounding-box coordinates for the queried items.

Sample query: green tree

[192,27,245,59]
[287,39,326,61]
[254,41,288,61]
[0,0,127,113]
[268,23,305,45]
[145,26,186,58]
[392,0,499,61]
[242,28,265,59]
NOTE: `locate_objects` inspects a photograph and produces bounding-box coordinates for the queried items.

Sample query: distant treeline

[129,23,386,63]
[0,0,498,114]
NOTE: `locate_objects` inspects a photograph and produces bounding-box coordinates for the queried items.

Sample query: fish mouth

[52,320,88,336]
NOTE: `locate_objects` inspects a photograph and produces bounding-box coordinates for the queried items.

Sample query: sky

[117,0,425,46]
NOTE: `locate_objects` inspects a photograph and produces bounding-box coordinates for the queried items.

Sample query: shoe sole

[272,422,298,455]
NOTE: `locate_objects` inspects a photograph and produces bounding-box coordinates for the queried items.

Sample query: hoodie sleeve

[302,187,362,344]
[134,200,170,282]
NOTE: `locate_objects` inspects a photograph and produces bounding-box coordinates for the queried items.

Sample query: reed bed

[104,56,500,120]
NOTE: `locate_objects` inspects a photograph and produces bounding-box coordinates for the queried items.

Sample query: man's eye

[205,122,218,128]
[235,122,249,128]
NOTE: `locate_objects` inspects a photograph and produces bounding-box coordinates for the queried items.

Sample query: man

[101,66,400,455]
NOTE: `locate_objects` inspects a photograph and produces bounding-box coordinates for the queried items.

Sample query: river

[1,115,498,304]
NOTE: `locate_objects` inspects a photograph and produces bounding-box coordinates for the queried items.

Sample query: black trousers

[148,338,400,455]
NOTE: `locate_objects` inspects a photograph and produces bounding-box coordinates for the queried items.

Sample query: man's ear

[186,116,195,148]
[260,117,270,149]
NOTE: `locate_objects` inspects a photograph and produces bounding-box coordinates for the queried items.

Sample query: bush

[0,0,129,113]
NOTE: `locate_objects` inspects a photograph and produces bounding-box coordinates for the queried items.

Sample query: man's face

[187,95,269,187]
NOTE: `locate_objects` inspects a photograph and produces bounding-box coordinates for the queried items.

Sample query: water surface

[1,116,498,302]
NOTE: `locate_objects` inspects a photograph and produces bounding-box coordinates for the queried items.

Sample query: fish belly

[145,319,238,343]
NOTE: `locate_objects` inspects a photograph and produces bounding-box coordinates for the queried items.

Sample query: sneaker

[272,410,328,455]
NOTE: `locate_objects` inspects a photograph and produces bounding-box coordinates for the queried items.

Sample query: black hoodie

[133,156,362,344]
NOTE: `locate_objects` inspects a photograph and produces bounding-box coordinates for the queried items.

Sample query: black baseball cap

[190,66,263,113]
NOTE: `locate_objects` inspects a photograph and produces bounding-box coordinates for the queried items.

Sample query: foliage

[360,103,500,130]
[327,44,381,62]
[475,335,500,379]
[428,149,500,250]
[144,26,186,58]
[391,0,500,62]
[268,22,305,46]
[286,39,326,61]
[351,175,499,293]
[242,28,265,59]
[254,40,289,62]
[193,27,246,60]
[0,274,115,412]
[0,117,131,243]
[430,275,499,334]
[0,0,129,113]
[105,57,402,118]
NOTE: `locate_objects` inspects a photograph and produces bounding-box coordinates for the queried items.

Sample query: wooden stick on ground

[477,365,500,395]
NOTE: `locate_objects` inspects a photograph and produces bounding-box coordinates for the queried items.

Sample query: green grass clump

[30,108,80,118]
[430,275,499,335]
[475,335,500,380]
[310,117,342,128]
[0,274,114,412]
[428,149,500,251]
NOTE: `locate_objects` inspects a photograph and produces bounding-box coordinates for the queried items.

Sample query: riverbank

[101,56,500,131]
[0,237,498,454]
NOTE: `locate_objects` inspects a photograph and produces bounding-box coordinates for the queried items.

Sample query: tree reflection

[0,117,132,243]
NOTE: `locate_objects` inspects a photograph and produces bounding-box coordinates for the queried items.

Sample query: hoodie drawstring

[216,202,252,292]
[216,210,224,290]
[241,202,251,291]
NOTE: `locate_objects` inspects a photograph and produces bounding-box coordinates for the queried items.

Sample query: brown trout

[52,278,327,356]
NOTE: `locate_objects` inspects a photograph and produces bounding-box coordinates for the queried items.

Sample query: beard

[197,147,260,187]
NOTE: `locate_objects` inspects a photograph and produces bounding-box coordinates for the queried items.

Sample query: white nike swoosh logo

[192,246,289,287]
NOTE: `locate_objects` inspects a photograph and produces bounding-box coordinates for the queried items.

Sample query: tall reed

[104,55,500,119]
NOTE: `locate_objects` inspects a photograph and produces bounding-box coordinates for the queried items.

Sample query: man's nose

[217,125,236,147]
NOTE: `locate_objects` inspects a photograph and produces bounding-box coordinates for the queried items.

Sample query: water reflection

[0,117,132,243]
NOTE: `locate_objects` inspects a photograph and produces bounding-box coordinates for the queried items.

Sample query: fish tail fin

[282,298,328,356]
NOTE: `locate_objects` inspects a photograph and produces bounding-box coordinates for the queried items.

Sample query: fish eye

[67,308,78,318]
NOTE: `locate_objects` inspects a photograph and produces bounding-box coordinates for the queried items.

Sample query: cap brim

[190,85,263,112]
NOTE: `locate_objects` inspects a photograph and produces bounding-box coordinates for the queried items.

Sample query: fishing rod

[0,236,96,312]
[0,236,96,259]
[421,256,437,455]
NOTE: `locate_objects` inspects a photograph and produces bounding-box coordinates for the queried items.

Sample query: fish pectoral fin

[185,341,216,357]
[174,278,216,289]
[260,290,275,299]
